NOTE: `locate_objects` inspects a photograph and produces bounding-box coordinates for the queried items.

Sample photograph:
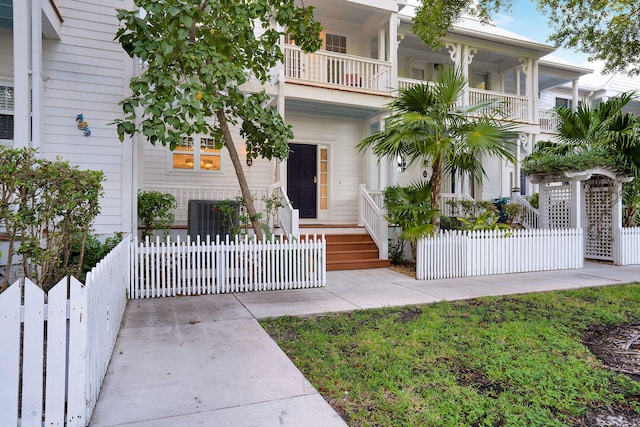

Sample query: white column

[378,27,386,61]
[31,0,43,149]
[447,43,475,107]
[569,180,582,229]
[388,12,398,90]
[519,58,537,123]
[13,0,31,148]
[532,59,539,124]
[572,79,579,110]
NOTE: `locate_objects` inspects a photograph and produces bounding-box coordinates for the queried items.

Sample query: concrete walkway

[90,263,640,427]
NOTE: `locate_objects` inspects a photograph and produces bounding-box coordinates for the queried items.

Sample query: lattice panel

[545,185,572,229]
[584,178,613,260]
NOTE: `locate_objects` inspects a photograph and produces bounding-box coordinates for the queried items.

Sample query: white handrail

[511,194,540,229]
[359,185,388,260]
[277,188,299,236]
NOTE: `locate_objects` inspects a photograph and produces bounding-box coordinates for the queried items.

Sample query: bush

[0,147,104,291]
[68,232,125,282]
[138,190,177,238]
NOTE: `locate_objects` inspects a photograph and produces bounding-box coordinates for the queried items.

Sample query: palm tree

[554,92,640,175]
[357,68,517,224]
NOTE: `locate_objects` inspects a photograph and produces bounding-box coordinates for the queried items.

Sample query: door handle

[313,176,318,184]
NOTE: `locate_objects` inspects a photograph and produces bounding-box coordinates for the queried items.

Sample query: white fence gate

[130,235,326,298]
[417,228,584,280]
[0,237,130,427]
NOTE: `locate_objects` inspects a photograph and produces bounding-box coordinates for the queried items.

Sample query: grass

[262,284,640,427]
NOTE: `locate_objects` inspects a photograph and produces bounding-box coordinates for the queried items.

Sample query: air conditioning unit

[187,200,240,240]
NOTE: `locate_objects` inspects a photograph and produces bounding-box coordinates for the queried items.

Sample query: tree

[412,0,640,75]
[356,68,516,225]
[114,0,322,241]
[522,93,640,225]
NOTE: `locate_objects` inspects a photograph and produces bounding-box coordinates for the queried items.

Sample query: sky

[490,1,590,66]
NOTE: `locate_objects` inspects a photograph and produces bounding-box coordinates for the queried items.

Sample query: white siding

[40,0,133,234]
[142,123,276,195]
[288,112,367,224]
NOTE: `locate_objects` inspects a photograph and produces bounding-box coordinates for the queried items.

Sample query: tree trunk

[215,109,264,241]
[430,155,443,227]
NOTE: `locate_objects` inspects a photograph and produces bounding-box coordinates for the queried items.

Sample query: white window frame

[555,97,573,109]
[324,32,347,54]
[170,136,222,173]
[0,81,14,144]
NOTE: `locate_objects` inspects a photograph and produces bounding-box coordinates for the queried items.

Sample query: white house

[3,0,634,268]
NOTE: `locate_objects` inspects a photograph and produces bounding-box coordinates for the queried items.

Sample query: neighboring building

[2,0,634,240]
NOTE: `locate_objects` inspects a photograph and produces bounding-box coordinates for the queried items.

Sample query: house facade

[3,0,632,239]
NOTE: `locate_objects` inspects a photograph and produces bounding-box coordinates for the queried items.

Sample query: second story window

[555,97,584,109]
[474,72,489,90]
[0,84,14,141]
[325,33,347,54]
[172,136,221,171]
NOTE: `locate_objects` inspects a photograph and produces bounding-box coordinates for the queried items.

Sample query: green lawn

[262,284,640,427]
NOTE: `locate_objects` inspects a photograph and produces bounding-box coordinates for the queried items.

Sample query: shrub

[0,147,104,291]
[137,190,177,238]
[384,181,438,259]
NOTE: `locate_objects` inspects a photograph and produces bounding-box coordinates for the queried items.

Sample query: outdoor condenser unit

[187,200,240,240]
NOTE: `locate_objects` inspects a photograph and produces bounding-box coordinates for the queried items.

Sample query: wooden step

[326,241,378,252]
[324,232,391,271]
[327,259,391,271]
[326,249,380,262]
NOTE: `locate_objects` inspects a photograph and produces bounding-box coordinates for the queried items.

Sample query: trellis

[530,168,632,263]
[584,177,614,260]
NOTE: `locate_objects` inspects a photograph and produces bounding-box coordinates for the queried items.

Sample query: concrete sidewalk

[90,263,640,427]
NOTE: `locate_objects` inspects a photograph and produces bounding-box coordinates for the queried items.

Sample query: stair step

[324,233,373,243]
[326,241,378,252]
[327,249,380,262]
[327,259,391,271]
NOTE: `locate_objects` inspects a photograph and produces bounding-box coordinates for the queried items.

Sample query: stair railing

[277,188,300,236]
[359,184,388,260]
[511,194,540,229]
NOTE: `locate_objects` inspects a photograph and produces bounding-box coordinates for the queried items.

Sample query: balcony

[397,78,533,122]
[283,45,392,93]
[468,88,530,122]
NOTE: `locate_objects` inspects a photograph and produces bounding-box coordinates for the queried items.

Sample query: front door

[287,143,317,218]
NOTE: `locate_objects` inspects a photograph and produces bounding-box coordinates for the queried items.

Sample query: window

[555,97,572,108]
[0,84,14,141]
[325,33,347,54]
[411,68,425,81]
[172,136,221,171]
[474,72,489,90]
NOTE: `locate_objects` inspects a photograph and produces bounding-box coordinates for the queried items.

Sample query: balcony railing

[539,109,558,133]
[397,80,532,122]
[468,89,530,122]
[283,45,391,92]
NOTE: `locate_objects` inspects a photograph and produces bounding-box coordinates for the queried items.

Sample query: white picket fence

[617,227,640,266]
[130,235,326,298]
[416,228,584,280]
[0,236,130,427]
